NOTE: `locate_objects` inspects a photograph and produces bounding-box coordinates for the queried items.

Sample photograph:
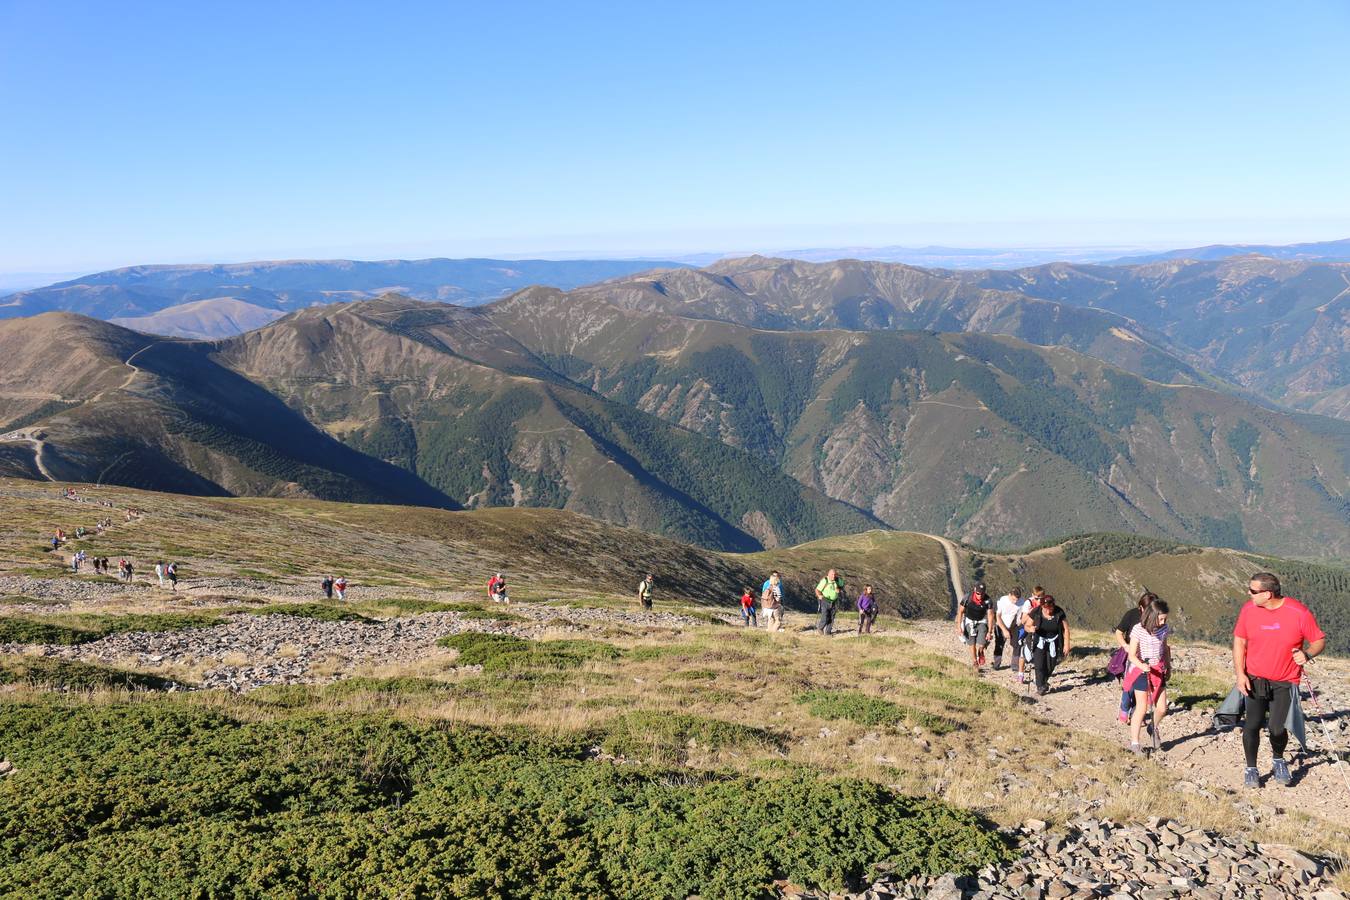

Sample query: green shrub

[796,689,961,735]
[0,657,180,691]
[599,711,784,763]
[0,612,224,646]
[0,702,1009,898]
[250,604,375,623]
[437,633,621,671]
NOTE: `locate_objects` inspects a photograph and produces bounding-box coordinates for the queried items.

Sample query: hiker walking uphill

[815,569,844,635]
[321,575,334,599]
[1125,599,1171,755]
[994,587,1027,671]
[1022,594,1070,696]
[1233,572,1326,789]
[856,584,878,634]
[637,574,654,611]
[956,583,994,670]
[1112,592,1158,724]
[760,572,783,632]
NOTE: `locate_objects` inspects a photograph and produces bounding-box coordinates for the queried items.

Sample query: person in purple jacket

[857,584,878,634]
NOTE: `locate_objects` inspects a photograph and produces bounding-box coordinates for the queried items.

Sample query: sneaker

[977,649,986,666]
[1129,743,1143,755]
[1243,766,1260,789]
[1035,686,1047,697]
[1272,758,1292,786]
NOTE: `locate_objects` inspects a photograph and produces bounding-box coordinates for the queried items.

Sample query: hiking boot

[1243,766,1261,789]
[1035,686,1047,697]
[1272,758,1292,786]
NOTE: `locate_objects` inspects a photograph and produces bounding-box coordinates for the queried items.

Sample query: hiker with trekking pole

[1124,599,1170,755]
[1231,572,1325,789]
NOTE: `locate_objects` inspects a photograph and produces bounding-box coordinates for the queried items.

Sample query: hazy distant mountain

[110,298,286,339]
[1109,238,1350,265]
[0,257,686,323]
[768,245,1146,268]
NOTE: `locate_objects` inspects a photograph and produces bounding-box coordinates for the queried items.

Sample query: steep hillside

[109,298,286,339]
[216,300,883,551]
[0,316,456,506]
[489,292,1350,560]
[0,257,684,324]
[962,257,1350,418]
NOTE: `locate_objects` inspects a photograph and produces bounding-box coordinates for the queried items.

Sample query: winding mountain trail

[0,429,55,481]
[906,531,964,616]
[906,619,1350,833]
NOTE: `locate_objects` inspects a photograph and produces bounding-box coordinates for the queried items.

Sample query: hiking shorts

[962,620,988,646]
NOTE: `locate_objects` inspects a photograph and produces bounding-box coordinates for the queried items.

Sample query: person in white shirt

[994,587,1028,672]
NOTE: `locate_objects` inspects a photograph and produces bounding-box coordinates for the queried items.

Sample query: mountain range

[1,288,1345,560]
[6,250,1343,421]
[0,257,685,325]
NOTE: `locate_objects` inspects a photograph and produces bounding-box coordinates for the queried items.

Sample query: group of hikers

[632,566,1329,788]
[319,575,349,600]
[67,551,177,588]
[953,572,1328,787]
[954,583,1070,696]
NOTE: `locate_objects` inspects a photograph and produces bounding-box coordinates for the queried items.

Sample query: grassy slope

[5,482,1350,895]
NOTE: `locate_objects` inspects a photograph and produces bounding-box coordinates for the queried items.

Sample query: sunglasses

[1248,588,1268,595]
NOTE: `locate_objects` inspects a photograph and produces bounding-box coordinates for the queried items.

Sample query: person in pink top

[1232,572,1326,789]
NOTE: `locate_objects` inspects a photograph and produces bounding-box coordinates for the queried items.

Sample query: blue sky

[2,0,1348,272]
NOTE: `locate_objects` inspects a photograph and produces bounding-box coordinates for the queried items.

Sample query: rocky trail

[906,620,1350,834]
[0,575,722,691]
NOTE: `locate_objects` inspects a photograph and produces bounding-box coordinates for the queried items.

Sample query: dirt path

[906,620,1350,831]
[0,429,55,481]
[911,531,963,616]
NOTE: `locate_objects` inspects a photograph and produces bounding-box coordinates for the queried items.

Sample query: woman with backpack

[1111,591,1157,723]
[1125,599,1170,754]
[1021,594,1070,696]
[856,585,878,634]
[760,572,783,631]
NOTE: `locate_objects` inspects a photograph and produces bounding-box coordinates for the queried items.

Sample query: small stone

[1024,819,1048,833]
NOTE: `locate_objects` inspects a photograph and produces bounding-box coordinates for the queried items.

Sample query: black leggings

[1243,677,1293,768]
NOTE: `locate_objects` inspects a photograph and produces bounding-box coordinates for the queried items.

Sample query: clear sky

[2,0,1349,272]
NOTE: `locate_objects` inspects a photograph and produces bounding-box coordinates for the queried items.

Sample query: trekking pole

[1302,670,1350,798]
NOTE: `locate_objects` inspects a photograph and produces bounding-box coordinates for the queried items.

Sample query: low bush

[0,702,1010,898]
[599,711,785,763]
[249,604,375,624]
[436,633,621,671]
[797,689,961,735]
[0,657,180,692]
[0,612,224,646]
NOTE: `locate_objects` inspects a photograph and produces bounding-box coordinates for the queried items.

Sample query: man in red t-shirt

[1232,572,1326,789]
